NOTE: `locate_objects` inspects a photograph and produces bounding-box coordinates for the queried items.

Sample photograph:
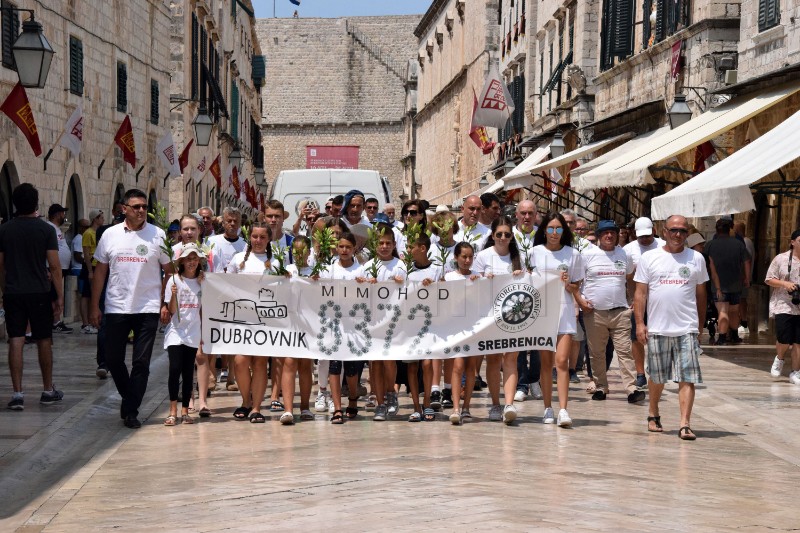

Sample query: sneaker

[81,325,98,334]
[387,392,399,416]
[40,387,64,405]
[280,412,295,425]
[738,325,749,335]
[449,410,462,425]
[592,390,607,401]
[314,391,328,412]
[96,367,108,379]
[365,394,377,408]
[513,390,526,402]
[557,409,572,427]
[488,404,503,421]
[542,407,555,424]
[441,388,454,409]
[502,404,517,425]
[770,356,785,379]
[530,381,543,400]
[635,374,648,390]
[430,390,442,411]
[7,396,23,410]
[790,371,800,386]
[627,390,646,404]
[569,370,580,384]
[373,404,387,421]
[219,370,229,383]
[461,409,472,420]
[52,321,73,334]
[472,377,483,392]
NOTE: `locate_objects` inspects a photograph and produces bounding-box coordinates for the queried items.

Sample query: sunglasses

[494,232,512,239]
[667,228,689,235]
[126,204,147,211]
[546,227,564,234]
[406,210,420,216]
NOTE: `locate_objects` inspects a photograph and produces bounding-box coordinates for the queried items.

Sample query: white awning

[522,133,633,178]
[651,109,800,220]
[502,142,551,189]
[579,80,800,188]
[572,127,670,191]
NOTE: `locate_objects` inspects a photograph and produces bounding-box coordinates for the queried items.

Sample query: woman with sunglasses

[474,216,524,425]
[398,200,427,256]
[532,212,585,427]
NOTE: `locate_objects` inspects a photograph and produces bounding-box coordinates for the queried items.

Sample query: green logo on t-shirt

[136,244,148,256]
[678,266,691,279]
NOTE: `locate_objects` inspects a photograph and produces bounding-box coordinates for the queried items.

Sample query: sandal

[249,411,266,424]
[299,409,314,421]
[678,426,697,440]
[408,411,422,422]
[330,410,344,424]
[164,415,177,426]
[345,397,359,419]
[233,406,252,420]
[198,407,211,418]
[181,414,194,424]
[270,400,284,412]
[647,416,663,433]
[423,407,436,422]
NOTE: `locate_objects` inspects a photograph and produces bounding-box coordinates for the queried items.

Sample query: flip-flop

[423,407,436,422]
[164,415,177,426]
[198,407,211,418]
[233,406,252,420]
[678,426,696,440]
[270,400,284,412]
[647,416,663,433]
[330,410,344,424]
[249,411,266,424]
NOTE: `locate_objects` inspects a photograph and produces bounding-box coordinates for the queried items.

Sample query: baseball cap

[48,204,68,217]
[435,204,449,213]
[372,213,391,225]
[595,220,619,235]
[634,217,654,237]
[88,209,103,221]
[686,233,706,248]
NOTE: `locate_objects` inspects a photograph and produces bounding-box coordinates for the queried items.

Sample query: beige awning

[651,109,800,219]
[520,133,633,180]
[578,80,800,188]
[502,142,550,190]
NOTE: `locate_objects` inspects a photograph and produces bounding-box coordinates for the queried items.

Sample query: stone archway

[65,174,84,241]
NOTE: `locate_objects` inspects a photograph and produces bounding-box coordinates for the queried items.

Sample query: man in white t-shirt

[624,216,666,389]
[634,215,708,440]
[454,195,491,251]
[197,206,216,239]
[89,189,173,429]
[577,220,641,403]
[340,190,371,228]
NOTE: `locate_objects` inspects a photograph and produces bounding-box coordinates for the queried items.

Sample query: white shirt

[342,215,371,229]
[454,221,491,252]
[227,251,276,275]
[624,238,666,271]
[71,233,83,271]
[513,226,536,269]
[532,245,584,335]
[163,276,202,348]
[428,242,457,274]
[444,270,476,281]
[360,256,406,282]
[634,246,709,336]
[407,262,444,283]
[473,247,514,276]
[207,234,247,273]
[318,260,362,280]
[48,220,72,270]
[581,245,632,310]
[94,222,170,314]
[286,264,313,277]
[271,233,293,265]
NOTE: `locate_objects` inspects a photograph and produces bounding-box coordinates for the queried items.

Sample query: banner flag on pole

[59,103,83,158]
[472,62,515,130]
[210,155,222,189]
[113,115,136,168]
[156,130,181,177]
[193,155,207,183]
[178,139,193,172]
[0,83,42,156]
[469,88,497,154]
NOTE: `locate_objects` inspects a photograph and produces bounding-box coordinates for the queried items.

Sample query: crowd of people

[2,182,797,442]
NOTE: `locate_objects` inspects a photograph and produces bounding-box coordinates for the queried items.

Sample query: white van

[269,169,393,228]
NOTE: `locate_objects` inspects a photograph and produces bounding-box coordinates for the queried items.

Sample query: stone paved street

[1,326,799,532]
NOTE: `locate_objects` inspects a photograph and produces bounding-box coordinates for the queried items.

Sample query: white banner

[201,272,562,360]
[59,103,83,158]
[156,131,181,177]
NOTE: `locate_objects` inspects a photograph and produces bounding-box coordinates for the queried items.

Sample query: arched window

[66,174,82,241]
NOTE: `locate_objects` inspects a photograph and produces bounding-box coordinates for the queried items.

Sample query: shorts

[4,292,53,340]
[78,266,92,298]
[631,311,648,341]
[646,333,703,384]
[329,360,363,377]
[712,291,741,305]
[775,314,800,345]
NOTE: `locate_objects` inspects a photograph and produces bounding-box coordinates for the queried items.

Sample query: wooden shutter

[200,26,208,106]
[117,62,127,112]
[150,79,159,125]
[655,0,666,43]
[191,14,198,100]
[759,0,780,32]
[612,0,634,57]
[642,0,652,48]
[1,1,19,69]
[69,36,83,95]
[230,83,239,140]
[601,0,614,70]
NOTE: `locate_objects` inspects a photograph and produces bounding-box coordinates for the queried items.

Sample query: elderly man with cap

[623,217,665,390]
[705,218,751,345]
[576,220,644,403]
[47,204,74,333]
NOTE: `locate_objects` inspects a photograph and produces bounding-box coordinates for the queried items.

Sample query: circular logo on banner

[494,283,542,333]
[136,244,149,256]
[678,266,691,279]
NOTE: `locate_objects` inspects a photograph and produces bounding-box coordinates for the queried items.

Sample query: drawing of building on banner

[218,288,287,324]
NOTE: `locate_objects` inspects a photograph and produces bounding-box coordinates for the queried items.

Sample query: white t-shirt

[407,262,444,283]
[581,245,632,310]
[271,233,293,265]
[342,215,371,229]
[48,220,72,270]
[633,246,709,336]
[473,247,514,276]
[94,222,170,314]
[444,270,475,281]
[624,237,666,271]
[428,242,457,274]
[286,264,313,278]
[532,245,584,335]
[71,233,83,271]
[207,234,247,273]
[360,256,406,282]
[163,276,202,348]
[227,251,277,275]
[318,260,361,280]
[454,221,491,251]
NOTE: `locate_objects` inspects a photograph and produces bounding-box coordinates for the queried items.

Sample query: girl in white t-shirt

[315,232,363,423]
[445,242,481,425]
[280,236,314,425]
[163,243,206,426]
[531,212,585,428]
[227,223,275,423]
[473,216,524,425]
[356,222,406,421]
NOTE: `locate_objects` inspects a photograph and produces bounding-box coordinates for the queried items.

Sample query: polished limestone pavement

[1,326,799,532]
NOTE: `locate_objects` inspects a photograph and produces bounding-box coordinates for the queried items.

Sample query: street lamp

[502,159,516,176]
[228,145,242,171]
[478,174,489,187]
[254,167,266,188]
[550,133,566,158]
[192,107,214,147]
[9,14,54,88]
[668,94,693,129]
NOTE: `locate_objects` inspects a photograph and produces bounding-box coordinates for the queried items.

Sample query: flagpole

[43,129,68,171]
[135,157,150,183]
[97,141,116,180]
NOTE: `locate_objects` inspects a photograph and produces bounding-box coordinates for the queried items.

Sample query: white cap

[634,217,654,237]
[435,204,449,213]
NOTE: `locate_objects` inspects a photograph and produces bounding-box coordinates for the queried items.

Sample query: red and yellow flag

[0,83,41,156]
[113,115,136,168]
[209,155,222,189]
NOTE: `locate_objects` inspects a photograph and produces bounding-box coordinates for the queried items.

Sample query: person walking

[1,184,65,410]
[705,218,751,345]
[634,215,708,440]
[765,229,800,385]
[89,189,173,429]
[46,204,73,334]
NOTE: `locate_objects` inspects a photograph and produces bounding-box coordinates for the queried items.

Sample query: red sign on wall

[306,146,359,169]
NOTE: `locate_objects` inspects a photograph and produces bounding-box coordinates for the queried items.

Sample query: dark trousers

[105,313,160,417]
[96,280,108,369]
[516,350,541,392]
[168,344,196,408]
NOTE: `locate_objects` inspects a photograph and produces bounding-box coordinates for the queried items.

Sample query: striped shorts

[646,333,703,384]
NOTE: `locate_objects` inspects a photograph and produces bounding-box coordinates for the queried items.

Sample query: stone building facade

[255,16,420,201]
[168,0,264,219]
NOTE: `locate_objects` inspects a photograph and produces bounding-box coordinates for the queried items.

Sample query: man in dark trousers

[0,183,64,410]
